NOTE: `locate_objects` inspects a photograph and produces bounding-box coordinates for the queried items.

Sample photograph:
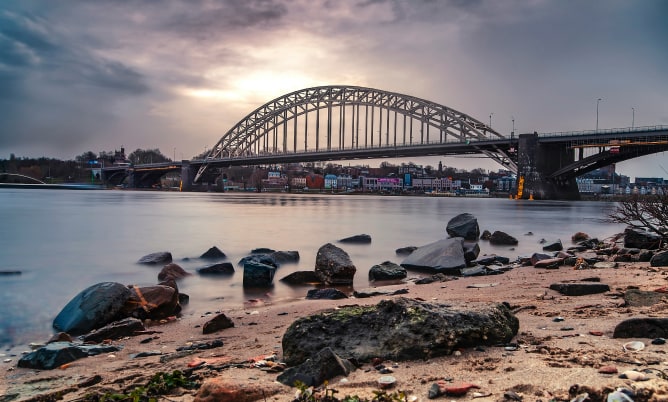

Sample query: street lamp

[489,113,494,128]
[632,107,635,129]
[596,98,602,131]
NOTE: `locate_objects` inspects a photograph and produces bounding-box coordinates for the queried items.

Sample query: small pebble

[560,327,575,331]
[553,317,565,322]
[619,370,648,381]
[651,338,666,345]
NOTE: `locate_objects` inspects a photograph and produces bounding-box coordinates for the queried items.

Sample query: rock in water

[242,261,277,287]
[158,263,191,281]
[400,238,466,274]
[339,234,372,244]
[489,231,518,245]
[137,251,172,265]
[368,261,407,281]
[200,246,226,259]
[281,297,518,366]
[53,282,132,335]
[314,243,356,285]
[18,342,122,370]
[446,213,480,240]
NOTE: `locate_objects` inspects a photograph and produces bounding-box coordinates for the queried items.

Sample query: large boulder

[624,228,662,250]
[53,282,132,335]
[542,239,563,252]
[200,246,226,259]
[400,238,466,275]
[446,213,480,240]
[18,342,121,370]
[137,251,172,265]
[121,285,180,320]
[489,231,518,246]
[314,243,357,285]
[282,297,518,366]
[279,271,321,285]
[270,250,300,263]
[197,262,235,275]
[243,261,277,287]
[158,263,191,281]
[368,261,407,281]
[650,250,668,267]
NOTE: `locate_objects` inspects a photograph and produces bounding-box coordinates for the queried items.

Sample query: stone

[339,234,372,244]
[480,230,492,240]
[0,270,21,275]
[200,246,226,259]
[593,261,618,269]
[542,239,563,252]
[534,258,562,269]
[243,261,277,287]
[476,255,510,266]
[82,317,145,343]
[121,285,180,320]
[17,342,121,370]
[279,271,321,285]
[446,213,480,240]
[270,250,300,263]
[549,283,610,296]
[395,246,417,255]
[400,238,467,275]
[137,251,172,265]
[489,231,518,245]
[463,241,481,264]
[158,263,191,281]
[194,377,284,402]
[306,288,348,300]
[277,347,357,387]
[353,288,409,298]
[203,313,234,334]
[530,253,553,265]
[368,261,407,281]
[571,232,590,242]
[197,262,235,275]
[314,243,357,285]
[650,250,668,267]
[623,289,667,307]
[624,228,662,250]
[238,254,278,268]
[53,282,132,335]
[251,247,275,254]
[639,250,654,262]
[281,297,518,366]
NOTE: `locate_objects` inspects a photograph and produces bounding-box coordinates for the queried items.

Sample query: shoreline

[3,239,668,401]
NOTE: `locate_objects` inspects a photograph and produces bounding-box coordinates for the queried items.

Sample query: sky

[1,0,667,179]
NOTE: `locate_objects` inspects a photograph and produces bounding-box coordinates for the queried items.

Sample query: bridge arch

[197,85,511,181]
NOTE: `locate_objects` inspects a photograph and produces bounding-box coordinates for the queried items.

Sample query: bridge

[102,85,668,199]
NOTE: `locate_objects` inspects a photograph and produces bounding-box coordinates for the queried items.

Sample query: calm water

[0,189,624,348]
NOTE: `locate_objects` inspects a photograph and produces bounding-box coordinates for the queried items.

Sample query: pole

[489,113,494,128]
[511,116,515,134]
[632,107,635,128]
[173,147,176,161]
[596,98,602,131]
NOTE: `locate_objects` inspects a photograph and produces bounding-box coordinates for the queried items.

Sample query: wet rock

[571,232,590,242]
[480,230,492,240]
[650,250,668,267]
[315,243,357,285]
[82,317,145,343]
[270,250,300,263]
[639,250,654,262]
[282,297,518,366]
[194,377,283,402]
[200,246,226,259]
[53,282,132,335]
[463,241,481,264]
[369,261,407,281]
[251,247,275,254]
[138,251,172,265]
[613,254,635,263]
[47,332,73,344]
[395,246,418,256]
[353,288,409,298]
[17,342,121,370]
[279,271,321,285]
[277,347,356,387]
[203,313,234,334]
[461,265,487,276]
[339,234,372,244]
[613,317,668,338]
[400,238,466,275]
[476,255,510,266]
[446,213,480,241]
[549,282,610,296]
[306,288,348,300]
[542,239,563,252]
[624,228,661,250]
[489,231,518,246]
[243,261,277,288]
[158,263,191,281]
[530,253,553,265]
[534,258,563,269]
[122,284,181,320]
[239,254,278,268]
[197,262,235,275]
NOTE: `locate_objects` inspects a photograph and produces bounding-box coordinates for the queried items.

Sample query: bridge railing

[537,125,668,138]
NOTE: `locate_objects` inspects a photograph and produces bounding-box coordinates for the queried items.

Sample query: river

[0,189,624,349]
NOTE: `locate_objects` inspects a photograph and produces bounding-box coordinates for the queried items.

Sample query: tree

[128,148,170,164]
[607,193,668,240]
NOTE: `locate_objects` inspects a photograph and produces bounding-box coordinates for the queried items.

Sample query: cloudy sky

[2,0,667,178]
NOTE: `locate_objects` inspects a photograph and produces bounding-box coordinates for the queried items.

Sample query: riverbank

[3,241,668,401]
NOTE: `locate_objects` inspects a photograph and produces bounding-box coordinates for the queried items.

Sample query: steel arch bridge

[195,85,514,182]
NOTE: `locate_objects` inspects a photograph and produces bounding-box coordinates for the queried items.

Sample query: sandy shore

[2,256,668,401]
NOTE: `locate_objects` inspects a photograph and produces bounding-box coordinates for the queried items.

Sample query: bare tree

[607,193,668,239]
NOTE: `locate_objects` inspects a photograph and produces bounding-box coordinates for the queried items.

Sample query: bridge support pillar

[517,133,580,200]
[180,161,194,191]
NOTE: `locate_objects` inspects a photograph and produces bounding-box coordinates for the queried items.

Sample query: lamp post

[489,113,494,128]
[632,107,635,129]
[596,98,602,131]
[511,116,515,135]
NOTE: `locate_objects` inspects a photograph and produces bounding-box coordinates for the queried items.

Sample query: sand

[2,257,668,401]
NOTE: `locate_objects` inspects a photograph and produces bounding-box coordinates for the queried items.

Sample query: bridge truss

[196,85,514,182]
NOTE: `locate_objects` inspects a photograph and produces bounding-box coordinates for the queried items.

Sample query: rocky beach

[2,215,668,402]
